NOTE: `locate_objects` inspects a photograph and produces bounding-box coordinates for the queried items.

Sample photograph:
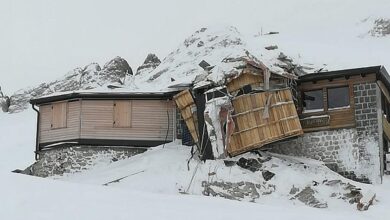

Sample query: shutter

[51,102,67,129]
[113,101,132,127]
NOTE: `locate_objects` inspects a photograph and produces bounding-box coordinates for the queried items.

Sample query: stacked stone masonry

[24,146,145,177]
[269,82,380,183]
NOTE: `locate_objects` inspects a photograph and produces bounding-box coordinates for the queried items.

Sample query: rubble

[291,186,328,208]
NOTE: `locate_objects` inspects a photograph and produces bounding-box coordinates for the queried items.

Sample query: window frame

[301,85,353,116]
[301,89,325,113]
[326,86,351,110]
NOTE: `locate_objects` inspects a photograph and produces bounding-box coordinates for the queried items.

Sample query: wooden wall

[39,99,175,146]
[39,100,80,144]
[80,100,174,141]
[299,73,376,131]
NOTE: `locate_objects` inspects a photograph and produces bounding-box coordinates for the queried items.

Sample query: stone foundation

[269,82,381,184]
[24,146,146,177]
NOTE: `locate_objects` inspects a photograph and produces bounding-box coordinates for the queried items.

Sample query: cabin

[30,91,178,159]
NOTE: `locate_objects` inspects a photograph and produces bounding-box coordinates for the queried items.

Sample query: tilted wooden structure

[228,89,303,156]
[174,60,303,157]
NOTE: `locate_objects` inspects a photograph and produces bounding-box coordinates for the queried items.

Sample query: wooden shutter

[113,101,132,128]
[51,102,67,129]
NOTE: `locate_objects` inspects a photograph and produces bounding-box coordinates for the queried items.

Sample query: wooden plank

[377,80,390,104]
[113,101,132,128]
[51,102,67,129]
[228,88,303,156]
[383,115,390,139]
[173,90,199,143]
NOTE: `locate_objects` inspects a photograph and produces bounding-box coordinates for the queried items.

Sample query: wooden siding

[51,102,67,128]
[298,74,377,131]
[80,100,174,141]
[39,100,80,144]
[113,101,132,128]
[173,90,199,144]
[228,89,303,156]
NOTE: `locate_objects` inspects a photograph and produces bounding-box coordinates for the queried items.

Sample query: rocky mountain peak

[370,18,390,37]
[135,53,161,75]
[7,57,133,113]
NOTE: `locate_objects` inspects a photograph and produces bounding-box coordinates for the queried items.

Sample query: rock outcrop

[8,57,133,113]
[136,54,161,75]
[370,18,390,37]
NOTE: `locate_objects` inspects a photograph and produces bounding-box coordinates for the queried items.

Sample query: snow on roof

[130,26,298,91]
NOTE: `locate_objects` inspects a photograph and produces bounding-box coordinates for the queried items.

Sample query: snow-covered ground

[1,111,390,219]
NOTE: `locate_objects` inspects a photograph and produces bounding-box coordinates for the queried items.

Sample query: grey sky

[1,0,388,94]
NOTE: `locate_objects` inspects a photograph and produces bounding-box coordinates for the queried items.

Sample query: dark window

[327,86,350,109]
[303,90,324,112]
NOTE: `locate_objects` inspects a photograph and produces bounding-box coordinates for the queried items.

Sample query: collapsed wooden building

[174,63,390,184]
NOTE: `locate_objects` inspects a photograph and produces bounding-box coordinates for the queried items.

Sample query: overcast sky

[1,0,389,94]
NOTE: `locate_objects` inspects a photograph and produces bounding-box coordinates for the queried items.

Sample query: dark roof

[299,65,389,87]
[30,91,179,105]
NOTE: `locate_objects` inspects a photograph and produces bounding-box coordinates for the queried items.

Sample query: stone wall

[24,146,145,177]
[269,82,381,183]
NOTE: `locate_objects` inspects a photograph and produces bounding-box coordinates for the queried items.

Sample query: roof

[298,65,390,89]
[30,90,179,105]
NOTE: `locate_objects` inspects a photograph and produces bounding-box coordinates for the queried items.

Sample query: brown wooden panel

[377,80,390,104]
[51,102,67,129]
[299,73,376,90]
[174,90,199,143]
[81,100,174,141]
[300,79,356,131]
[228,89,303,156]
[40,101,80,144]
[113,101,132,128]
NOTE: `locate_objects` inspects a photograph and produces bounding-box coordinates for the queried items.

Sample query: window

[113,101,132,128]
[51,102,67,129]
[327,86,350,109]
[302,90,324,112]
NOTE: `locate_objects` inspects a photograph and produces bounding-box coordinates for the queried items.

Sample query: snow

[1,103,390,219]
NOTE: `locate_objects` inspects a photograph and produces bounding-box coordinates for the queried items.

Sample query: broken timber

[174,90,200,147]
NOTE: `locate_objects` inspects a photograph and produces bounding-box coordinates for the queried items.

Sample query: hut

[30,90,178,159]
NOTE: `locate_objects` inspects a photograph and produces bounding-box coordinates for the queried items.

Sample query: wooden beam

[377,80,390,104]
[383,114,390,139]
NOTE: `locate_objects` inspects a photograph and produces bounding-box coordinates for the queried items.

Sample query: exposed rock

[291,186,328,208]
[265,45,278,50]
[100,56,133,84]
[7,57,133,113]
[236,157,263,172]
[262,170,275,181]
[369,18,390,37]
[202,181,261,201]
[289,185,300,194]
[0,96,10,112]
[136,54,161,75]
[223,160,236,167]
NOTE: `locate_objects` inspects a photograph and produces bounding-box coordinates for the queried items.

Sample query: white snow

[1,102,390,220]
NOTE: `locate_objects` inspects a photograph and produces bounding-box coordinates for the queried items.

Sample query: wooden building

[30,91,177,158]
